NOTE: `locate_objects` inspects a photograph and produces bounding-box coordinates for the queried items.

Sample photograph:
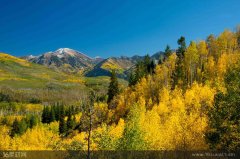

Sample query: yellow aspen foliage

[74,112,82,123]
[94,119,125,150]
[205,56,216,81]
[0,126,11,150]
[157,87,170,115]
[109,118,125,139]
[165,111,208,150]
[11,124,60,150]
[169,87,185,112]
[217,30,237,54]
[94,102,108,122]
[217,53,228,78]
[197,41,208,81]
[184,83,215,111]
[198,41,208,58]
[141,108,163,149]
[184,41,199,85]
[165,53,177,74]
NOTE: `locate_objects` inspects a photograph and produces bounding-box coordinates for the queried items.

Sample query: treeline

[107,27,240,150]
[129,28,240,90]
[10,115,39,137]
[42,104,79,135]
[128,55,156,86]
[0,27,240,151]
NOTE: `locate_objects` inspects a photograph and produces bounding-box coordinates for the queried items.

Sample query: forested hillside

[0,27,240,151]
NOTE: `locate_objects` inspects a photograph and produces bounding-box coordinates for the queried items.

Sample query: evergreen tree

[41,106,46,123]
[54,104,60,121]
[10,118,19,137]
[164,45,172,60]
[134,61,145,83]
[42,106,51,124]
[172,36,186,88]
[143,54,151,73]
[206,65,240,150]
[59,114,67,135]
[67,114,74,130]
[45,106,50,123]
[177,36,186,59]
[59,104,66,134]
[59,104,65,118]
[128,71,136,87]
[18,118,28,135]
[158,54,164,65]
[149,60,155,74]
[50,106,56,122]
[107,70,119,103]
[29,115,38,128]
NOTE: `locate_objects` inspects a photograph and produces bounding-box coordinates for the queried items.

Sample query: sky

[0,0,240,58]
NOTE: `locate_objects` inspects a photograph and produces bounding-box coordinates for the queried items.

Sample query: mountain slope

[23,48,99,74]
[85,56,138,78]
[23,48,165,78]
[86,52,164,78]
[0,53,86,89]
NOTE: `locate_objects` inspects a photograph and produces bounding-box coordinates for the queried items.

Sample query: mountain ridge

[22,48,165,78]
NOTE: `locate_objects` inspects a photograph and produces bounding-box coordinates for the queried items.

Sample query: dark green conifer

[107,70,119,103]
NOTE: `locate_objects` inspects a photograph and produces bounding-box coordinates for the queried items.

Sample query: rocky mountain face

[23,48,164,78]
[23,48,100,73]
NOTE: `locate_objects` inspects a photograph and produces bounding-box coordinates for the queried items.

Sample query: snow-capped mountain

[24,48,100,72]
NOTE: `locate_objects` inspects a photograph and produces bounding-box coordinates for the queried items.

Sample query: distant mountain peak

[22,48,98,72]
[22,48,164,77]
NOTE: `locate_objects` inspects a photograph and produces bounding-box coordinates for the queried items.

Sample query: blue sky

[0,0,239,58]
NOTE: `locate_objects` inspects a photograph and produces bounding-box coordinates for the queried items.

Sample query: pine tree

[107,70,119,103]
[18,118,28,135]
[10,118,19,137]
[42,106,51,124]
[128,71,136,87]
[172,36,186,88]
[164,45,172,61]
[45,106,50,123]
[143,54,151,74]
[29,115,38,128]
[41,106,46,123]
[59,114,67,135]
[50,106,56,122]
[206,65,240,150]
[67,114,74,130]
[158,55,164,65]
[177,36,186,59]
[54,104,60,121]
[59,104,66,134]
[149,60,155,74]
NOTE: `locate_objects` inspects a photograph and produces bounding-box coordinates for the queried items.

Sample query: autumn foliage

[0,28,240,150]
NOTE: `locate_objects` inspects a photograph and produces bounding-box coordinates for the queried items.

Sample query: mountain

[0,52,86,89]
[86,52,164,78]
[23,48,165,78]
[0,52,128,104]
[23,48,100,74]
[86,56,138,78]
